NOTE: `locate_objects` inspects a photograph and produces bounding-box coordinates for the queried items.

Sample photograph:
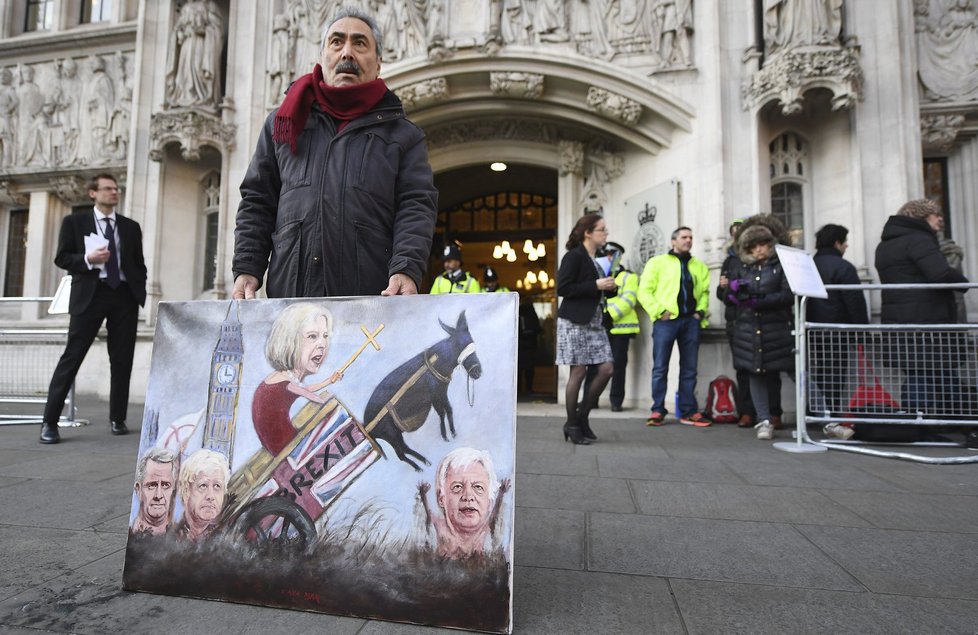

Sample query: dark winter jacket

[807,247,869,324]
[557,245,605,324]
[724,248,795,374]
[233,90,438,297]
[717,246,740,337]
[874,215,968,324]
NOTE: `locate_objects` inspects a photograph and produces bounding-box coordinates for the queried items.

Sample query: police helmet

[442,244,462,262]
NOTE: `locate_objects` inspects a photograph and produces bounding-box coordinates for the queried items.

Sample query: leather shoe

[610,404,623,412]
[39,422,61,444]
[111,420,129,435]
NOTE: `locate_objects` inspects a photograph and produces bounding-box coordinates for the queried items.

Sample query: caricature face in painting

[265,303,334,380]
[297,314,330,377]
[438,460,493,535]
[132,448,179,534]
[185,468,225,523]
[177,449,230,539]
[136,460,176,526]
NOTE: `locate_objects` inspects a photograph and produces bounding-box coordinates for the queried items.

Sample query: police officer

[430,244,481,294]
[482,265,509,293]
[603,242,639,411]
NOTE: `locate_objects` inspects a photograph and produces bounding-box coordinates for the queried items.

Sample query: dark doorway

[432,163,559,401]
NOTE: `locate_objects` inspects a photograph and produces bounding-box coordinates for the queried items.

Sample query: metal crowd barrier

[0,297,83,426]
[776,282,978,464]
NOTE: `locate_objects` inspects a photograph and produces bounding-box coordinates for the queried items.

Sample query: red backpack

[705,376,738,423]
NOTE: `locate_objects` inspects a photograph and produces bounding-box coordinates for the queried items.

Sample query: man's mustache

[335,60,361,75]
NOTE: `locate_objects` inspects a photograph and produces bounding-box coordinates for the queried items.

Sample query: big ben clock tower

[203,301,244,462]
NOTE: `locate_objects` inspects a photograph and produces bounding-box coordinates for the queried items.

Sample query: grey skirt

[555,306,613,366]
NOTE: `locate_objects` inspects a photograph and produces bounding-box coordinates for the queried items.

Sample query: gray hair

[135,447,179,484]
[323,6,384,59]
[435,447,500,503]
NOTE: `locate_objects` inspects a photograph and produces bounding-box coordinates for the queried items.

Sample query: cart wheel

[229,496,317,551]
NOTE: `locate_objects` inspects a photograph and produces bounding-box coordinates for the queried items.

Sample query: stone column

[948,136,978,309]
[555,140,585,406]
[21,191,62,321]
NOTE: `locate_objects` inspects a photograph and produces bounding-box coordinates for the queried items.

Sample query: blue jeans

[651,315,700,417]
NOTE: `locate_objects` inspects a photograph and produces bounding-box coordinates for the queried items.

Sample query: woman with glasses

[555,213,617,444]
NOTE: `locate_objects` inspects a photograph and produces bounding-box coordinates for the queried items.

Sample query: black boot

[577,405,597,440]
[562,416,591,445]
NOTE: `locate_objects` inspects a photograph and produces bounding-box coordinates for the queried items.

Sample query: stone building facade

[0,0,975,408]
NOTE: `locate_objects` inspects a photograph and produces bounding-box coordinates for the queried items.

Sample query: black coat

[723,254,795,373]
[55,211,147,314]
[874,215,968,324]
[717,247,740,337]
[557,245,604,324]
[807,247,869,324]
[233,91,438,297]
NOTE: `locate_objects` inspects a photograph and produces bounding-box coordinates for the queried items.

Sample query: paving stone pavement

[0,398,976,634]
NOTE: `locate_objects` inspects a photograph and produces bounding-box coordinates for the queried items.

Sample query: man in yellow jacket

[603,242,639,411]
[637,226,711,427]
[430,244,481,294]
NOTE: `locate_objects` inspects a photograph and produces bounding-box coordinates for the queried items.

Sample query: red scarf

[273,64,388,153]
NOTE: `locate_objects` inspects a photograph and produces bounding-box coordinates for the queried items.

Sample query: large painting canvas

[122,293,517,633]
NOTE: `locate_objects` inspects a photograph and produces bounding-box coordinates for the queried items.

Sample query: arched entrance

[431,163,559,400]
[386,53,694,407]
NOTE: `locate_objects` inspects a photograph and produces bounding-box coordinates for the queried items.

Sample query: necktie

[102,218,121,289]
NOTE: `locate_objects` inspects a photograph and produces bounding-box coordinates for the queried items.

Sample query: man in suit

[39,173,147,444]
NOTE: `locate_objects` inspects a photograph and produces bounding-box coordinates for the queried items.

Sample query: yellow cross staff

[336,324,384,375]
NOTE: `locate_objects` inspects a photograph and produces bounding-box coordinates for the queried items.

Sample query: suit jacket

[54,210,148,315]
[556,245,605,324]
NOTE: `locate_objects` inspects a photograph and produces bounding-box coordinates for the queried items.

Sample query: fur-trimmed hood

[737,225,776,264]
[735,214,790,264]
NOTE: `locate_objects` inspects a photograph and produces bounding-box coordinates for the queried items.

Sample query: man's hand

[382,273,417,296]
[86,245,110,265]
[659,311,672,321]
[232,274,260,300]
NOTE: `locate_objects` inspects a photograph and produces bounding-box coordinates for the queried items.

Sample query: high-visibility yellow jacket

[637,252,710,328]
[430,272,481,294]
[605,269,640,335]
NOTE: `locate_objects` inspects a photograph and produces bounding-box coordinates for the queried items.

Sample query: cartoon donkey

[363,311,482,471]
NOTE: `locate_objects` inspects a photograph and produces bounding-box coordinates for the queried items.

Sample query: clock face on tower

[217,363,237,385]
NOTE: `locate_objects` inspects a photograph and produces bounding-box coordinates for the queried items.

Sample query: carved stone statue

[501,0,532,44]
[16,65,44,165]
[51,58,80,165]
[286,0,334,75]
[268,14,292,102]
[165,0,225,109]
[534,0,570,43]
[763,0,844,54]
[916,0,978,101]
[85,55,116,162]
[581,0,614,58]
[654,0,693,67]
[0,68,18,168]
[385,0,428,61]
[110,88,132,160]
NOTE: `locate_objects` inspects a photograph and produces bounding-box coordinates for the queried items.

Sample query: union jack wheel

[227,496,317,552]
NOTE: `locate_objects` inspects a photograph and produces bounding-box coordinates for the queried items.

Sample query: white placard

[775,245,828,299]
[47,275,71,315]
